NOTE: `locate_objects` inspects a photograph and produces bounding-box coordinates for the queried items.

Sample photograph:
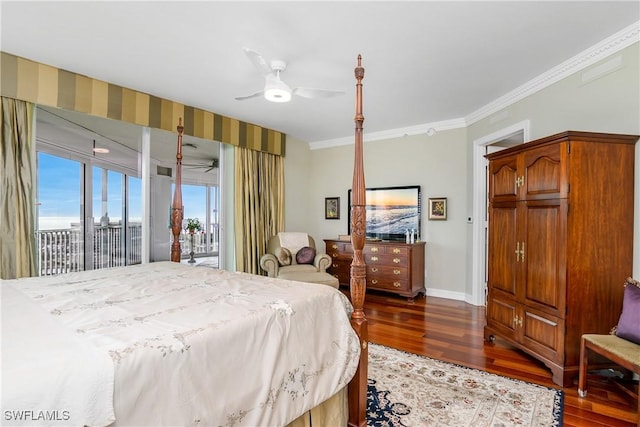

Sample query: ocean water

[38,217,141,230]
[38,217,81,230]
[366,206,419,235]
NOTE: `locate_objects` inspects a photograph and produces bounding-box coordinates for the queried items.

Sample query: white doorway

[470,120,530,306]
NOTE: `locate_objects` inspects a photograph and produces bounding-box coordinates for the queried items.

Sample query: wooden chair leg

[578,336,589,398]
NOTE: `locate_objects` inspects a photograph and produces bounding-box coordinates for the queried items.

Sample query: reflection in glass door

[174,183,220,260]
[36,152,84,275]
[93,167,125,268]
[128,176,142,265]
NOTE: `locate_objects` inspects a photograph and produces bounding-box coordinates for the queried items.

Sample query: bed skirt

[286,387,348,427]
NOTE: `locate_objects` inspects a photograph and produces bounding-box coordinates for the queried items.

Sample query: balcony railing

[36,224,217,276]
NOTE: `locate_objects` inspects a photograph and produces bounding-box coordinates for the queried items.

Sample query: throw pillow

[275,247,292,266]
[615,277,640,345]
[296,246,316,265]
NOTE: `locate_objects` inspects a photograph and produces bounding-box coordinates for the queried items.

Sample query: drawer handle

[332,253,338,258]
[393,269,401,275]
[393,282,401,288]
[393,248,401,254]
[371,279,378,285]
[393,258,400,264]
[371,256,378,262]
[332,264,339,268]
[371,247,378,252]
[332,244,338,249]
[371,267,378,273]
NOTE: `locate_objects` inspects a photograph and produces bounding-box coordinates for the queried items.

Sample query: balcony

[36,224,217,276]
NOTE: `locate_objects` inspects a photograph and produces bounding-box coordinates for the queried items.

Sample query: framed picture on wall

[428,197,447,220]
[325,197,340,219]
[347,185,421,241]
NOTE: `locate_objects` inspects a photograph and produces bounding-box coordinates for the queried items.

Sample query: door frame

[470,120,530,306]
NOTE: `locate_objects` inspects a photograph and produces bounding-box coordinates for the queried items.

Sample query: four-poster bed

[0,57,369,427]
[169,55,370,426]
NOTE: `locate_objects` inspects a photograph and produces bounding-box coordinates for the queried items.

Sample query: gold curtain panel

[0,52,286,156]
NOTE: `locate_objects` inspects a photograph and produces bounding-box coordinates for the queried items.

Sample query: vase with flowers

[185,218,202,234]
[184,218,202,263]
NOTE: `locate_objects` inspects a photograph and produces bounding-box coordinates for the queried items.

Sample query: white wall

[283,136,313,234]
[287,42,639,303]
[467,42,640,297]
[286,128,469,298]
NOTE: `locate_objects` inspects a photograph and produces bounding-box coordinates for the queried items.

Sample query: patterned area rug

[367,344,563,426]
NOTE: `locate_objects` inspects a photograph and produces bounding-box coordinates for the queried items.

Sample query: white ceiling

[1,1,639,150]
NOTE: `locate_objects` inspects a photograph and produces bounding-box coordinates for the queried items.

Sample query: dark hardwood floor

[347,289,638,427]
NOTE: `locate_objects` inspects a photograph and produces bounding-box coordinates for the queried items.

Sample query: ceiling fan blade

[235,90,265,101]
[292,87,345,99]
[242,47,273,76]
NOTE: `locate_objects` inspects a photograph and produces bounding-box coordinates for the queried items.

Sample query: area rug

[367,343,563,426]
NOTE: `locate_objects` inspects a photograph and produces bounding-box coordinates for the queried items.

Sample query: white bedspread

[1,262,360,427]
[1,282,115,427]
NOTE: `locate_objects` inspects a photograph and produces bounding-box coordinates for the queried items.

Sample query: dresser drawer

[368,277,410,292]
[365,253,407,266]
[368,265,408,279]
[324,239,425,301]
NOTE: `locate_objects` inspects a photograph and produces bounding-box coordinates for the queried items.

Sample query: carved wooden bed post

[348,54,368,427]
[170,118,184,262]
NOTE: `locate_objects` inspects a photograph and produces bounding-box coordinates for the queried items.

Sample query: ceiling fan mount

[183,157,219,173]
[235,48,344,103]
[269,59,287,72]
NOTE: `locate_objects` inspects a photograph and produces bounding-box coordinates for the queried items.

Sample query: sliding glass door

[36,152,143,275]
[177,183,220,258]
[36,152,84,275]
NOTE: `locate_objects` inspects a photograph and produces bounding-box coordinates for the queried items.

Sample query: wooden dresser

[324,239,426,301]
[484,131,638,387]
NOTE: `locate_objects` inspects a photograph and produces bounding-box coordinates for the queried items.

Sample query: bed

[1,56,369,427]
[2,262,359,426]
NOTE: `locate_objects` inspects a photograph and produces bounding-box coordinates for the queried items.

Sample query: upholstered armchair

[260,232,334,286]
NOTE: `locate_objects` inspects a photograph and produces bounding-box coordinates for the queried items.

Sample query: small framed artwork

[428,197,447,220]
[325,197,340,219]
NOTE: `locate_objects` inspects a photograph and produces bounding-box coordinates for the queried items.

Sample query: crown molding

[466,20,639,125]
[308,117,467,150]
[309,20,639,150]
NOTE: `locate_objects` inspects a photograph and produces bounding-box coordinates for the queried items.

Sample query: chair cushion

[615,277,640,345]
[274,247,292,266]
[296,246,316,265]
[278,271,340,289]
[279,264,317,274]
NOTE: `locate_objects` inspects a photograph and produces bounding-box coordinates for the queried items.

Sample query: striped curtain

[234,146,284,274]
[1,97,37,279]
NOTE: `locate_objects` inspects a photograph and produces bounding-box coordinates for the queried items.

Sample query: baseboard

[425,288,466,302]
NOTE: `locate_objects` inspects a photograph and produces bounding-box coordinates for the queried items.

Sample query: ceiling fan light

[264,87,291,103]
[264,73,292,103]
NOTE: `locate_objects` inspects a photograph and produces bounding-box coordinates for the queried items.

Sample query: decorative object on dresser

[325,239,425,302]
[484,130,638,387]
[348,185,421,242]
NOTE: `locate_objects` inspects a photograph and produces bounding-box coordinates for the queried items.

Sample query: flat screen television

[348,185,421,241]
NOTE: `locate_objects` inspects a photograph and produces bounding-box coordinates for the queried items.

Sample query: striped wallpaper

[1,52,286,156]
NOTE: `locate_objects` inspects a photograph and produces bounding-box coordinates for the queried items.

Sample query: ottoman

[278,271,340,289]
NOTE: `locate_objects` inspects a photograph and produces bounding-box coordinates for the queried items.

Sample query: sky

[37,152,208,228]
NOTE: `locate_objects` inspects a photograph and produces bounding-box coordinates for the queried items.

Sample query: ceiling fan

[183,158,219,173]
[235,48,345,103]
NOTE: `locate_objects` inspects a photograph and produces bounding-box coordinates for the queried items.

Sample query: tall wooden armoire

[484,131,638,387]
